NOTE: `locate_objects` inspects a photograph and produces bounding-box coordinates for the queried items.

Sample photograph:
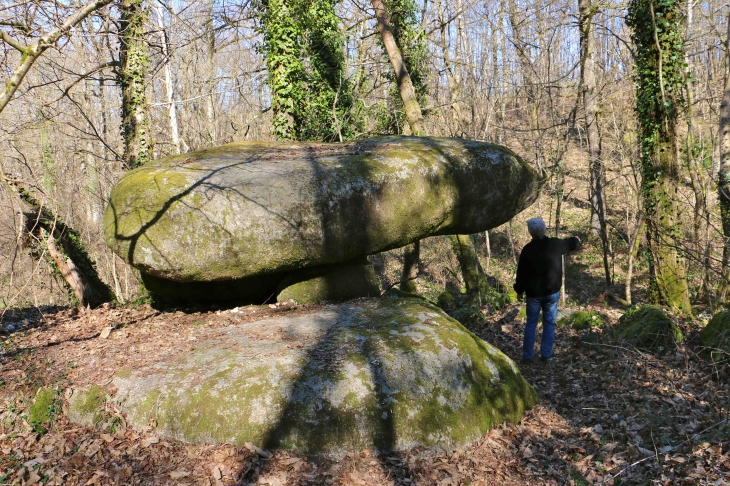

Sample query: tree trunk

[579,0,612,286]
[400,240,420,293]
[437,0,463,137]
[205,12,217,146]
[371,0,424,135]
[625,217,643,305]
[718,11,730,301]
[119,0,152,169]
[628,0,692,315]
[645,140,692,314]
[450,234,483,295]
[155,3,184,154]
[683,0,710,299]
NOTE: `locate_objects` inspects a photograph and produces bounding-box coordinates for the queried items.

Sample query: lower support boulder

[276,258,382,304]
[70,299,537,456]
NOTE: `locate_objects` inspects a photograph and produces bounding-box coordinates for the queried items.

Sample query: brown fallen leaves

[1,301,729,485]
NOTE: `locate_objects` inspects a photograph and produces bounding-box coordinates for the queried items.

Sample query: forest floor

[1,297,729,486]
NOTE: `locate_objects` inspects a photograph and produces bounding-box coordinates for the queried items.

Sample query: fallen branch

[589,291,630,306]
[2,174,114,308]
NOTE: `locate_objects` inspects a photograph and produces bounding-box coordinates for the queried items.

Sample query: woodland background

[3,2,730,484]
[0,0,729,314]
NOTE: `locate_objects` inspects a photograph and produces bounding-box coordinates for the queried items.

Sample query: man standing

[514,218,581,363]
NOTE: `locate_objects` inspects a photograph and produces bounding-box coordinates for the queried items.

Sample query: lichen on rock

[66,384,107,428]
[90,299,538,456]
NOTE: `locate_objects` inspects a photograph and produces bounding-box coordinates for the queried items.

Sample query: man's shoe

[539,356,551,363]
[521,358,533,364]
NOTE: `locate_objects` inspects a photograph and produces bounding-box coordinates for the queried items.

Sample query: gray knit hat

[527,218,546,238]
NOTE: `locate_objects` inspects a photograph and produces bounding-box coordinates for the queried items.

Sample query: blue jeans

[523,291,560,360]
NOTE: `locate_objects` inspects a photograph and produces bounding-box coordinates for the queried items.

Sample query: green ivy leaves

[257,0,360,142]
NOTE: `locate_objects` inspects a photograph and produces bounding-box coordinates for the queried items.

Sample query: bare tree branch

[0,0,113,115]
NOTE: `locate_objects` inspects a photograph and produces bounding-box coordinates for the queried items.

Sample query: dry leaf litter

[1,301,729,485]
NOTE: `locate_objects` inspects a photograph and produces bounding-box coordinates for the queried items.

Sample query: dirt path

[1,301,728,485]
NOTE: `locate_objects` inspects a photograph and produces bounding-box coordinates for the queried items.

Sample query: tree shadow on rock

[239,302,417,485]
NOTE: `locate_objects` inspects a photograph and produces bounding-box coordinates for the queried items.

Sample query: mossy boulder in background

[381,288,427,300]
[437,290,457,310]
[615,305,684,352]
[700,310,730,362]
[68,299,537,456]
[105,137,541,302]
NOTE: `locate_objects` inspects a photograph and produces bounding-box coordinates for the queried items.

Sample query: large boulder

[69,299,537,456]
[105,137,540,288]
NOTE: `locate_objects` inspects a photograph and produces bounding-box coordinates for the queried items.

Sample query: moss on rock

[382,288,426,300]
[100,299,537,456]
[504,289,518,305]
[558,310,603,330]
[437,290,457,310]
[700,310,730,362]
[616,305,684,352]
[29,388,55,430]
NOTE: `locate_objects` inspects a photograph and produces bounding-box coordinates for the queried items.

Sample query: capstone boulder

[104,137,540,299]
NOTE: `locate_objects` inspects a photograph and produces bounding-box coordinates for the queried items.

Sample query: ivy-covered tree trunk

[627,0,691,315]
[259,0,357,142]
[119,0,152,169]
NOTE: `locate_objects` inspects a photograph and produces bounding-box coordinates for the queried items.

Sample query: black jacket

[513,236,580,298]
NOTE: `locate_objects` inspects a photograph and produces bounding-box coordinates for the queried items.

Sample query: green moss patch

[558,310,603,330]
[29,388,56,432]
[277,259,381,304]
[615,305,684,352]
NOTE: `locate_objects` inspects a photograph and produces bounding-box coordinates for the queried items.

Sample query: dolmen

[89,137,543,456]
[105,136,541,303]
